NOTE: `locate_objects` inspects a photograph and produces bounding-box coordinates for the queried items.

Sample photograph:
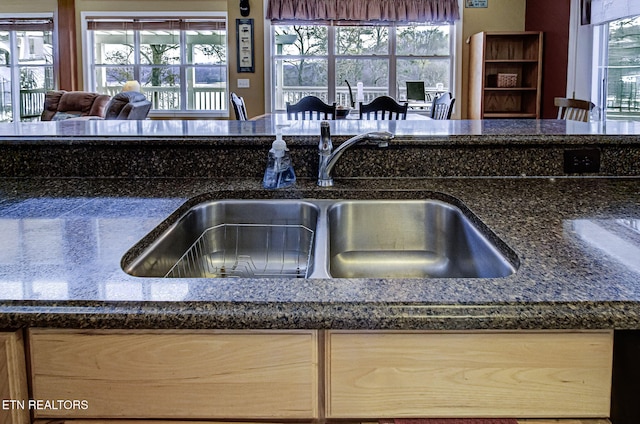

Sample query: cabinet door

[32,419,612,424]
[29,329,318,420]
[326,331,613,419]
[0,331,29,424]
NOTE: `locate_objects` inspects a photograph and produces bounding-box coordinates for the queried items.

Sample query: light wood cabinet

[27,328,614,422]
[468,31,543,119]
[326,330,613,419]
[28,329,319,420]
[0,331,29,424]
[32,420,612,424]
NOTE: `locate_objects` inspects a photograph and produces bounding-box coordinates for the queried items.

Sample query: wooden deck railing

[101,86,227,111]
[20,88,47,121]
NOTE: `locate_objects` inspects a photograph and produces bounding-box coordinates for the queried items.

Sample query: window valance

[85,17,225,31]
[266,0,460,23]
[0,17,53,31]
[589,0,640,25]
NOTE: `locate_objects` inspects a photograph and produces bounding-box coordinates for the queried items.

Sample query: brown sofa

[40,90,111,121]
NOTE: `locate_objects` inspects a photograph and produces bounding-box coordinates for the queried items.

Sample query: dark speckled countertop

[0,119,639,330]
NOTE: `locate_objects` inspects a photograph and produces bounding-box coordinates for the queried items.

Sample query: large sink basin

[327,200,516,278]
[122,196,518,279]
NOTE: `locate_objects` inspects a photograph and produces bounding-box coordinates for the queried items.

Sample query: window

[587,0,640,121]
[597,15,640,121]
[271,22,453,110]
[84,13,228,117]
[0,16,54,123]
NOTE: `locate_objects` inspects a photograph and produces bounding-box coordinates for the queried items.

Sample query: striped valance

[267,0,460,23]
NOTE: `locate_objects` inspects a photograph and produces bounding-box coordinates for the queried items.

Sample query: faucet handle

[319,121,332,152]
[361,131,394,148]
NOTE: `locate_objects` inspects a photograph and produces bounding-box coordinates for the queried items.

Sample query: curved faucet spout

[317,122,394,187]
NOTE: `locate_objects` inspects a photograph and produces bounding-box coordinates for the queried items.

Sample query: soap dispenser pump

[262,128,296,189]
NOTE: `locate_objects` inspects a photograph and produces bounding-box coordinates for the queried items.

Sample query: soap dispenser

[262,128,296,189]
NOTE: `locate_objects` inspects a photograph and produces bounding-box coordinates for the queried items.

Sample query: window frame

[268,20,456,112]
[589,14,640,122]
[81,11,229,119]
[0,13,55,123]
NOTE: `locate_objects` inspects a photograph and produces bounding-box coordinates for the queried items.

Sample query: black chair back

[359,96,408,120]
[344,80,355,108]
[430,92,455,120]
[286,96,336,120]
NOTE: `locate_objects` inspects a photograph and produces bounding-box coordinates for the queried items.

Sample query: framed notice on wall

[465,0,488,7]
[236,19,254,73]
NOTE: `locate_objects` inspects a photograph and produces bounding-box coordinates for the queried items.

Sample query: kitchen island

[0,118,638,329]
[0,118,639,424]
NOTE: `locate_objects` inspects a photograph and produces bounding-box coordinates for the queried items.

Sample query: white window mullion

[180,29,188,111]
[134,30,141,83]
[591,23,608,120]
[9,31,21,122]
[327,23,336,104]
[388,23,397,98]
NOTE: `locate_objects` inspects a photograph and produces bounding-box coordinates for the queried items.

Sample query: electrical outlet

[563,148,601,174]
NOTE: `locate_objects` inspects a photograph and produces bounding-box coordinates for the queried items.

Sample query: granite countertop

[1,118,639,331]
[1,176,640,331]
[2,116,640,142]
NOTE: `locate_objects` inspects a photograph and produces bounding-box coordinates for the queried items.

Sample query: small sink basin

[123,200,319,278]
[327,200,516,278]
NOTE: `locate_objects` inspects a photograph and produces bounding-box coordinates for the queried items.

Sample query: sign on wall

[465,0,488,7]
[236,19,254,73]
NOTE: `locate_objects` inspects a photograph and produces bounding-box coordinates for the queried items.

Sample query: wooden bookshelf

[468,31,543,119]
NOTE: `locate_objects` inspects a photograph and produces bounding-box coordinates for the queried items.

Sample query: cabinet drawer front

[326,331,613,419]
[29,329,318,420]
[0,331,29,424]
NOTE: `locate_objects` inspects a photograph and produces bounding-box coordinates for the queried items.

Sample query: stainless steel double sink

[122,197,518,279]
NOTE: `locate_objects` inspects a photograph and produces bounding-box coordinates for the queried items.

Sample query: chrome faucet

[317,121,394,187]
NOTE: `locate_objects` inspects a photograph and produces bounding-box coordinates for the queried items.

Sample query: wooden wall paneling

[56,0,78,90]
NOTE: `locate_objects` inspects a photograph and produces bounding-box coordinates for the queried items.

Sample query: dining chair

[230,92,248,120]
[359,96,408,120]
[344,80,355,108]
[286,96,337,120]
[554,97,595,122]
[430,92,455,120]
